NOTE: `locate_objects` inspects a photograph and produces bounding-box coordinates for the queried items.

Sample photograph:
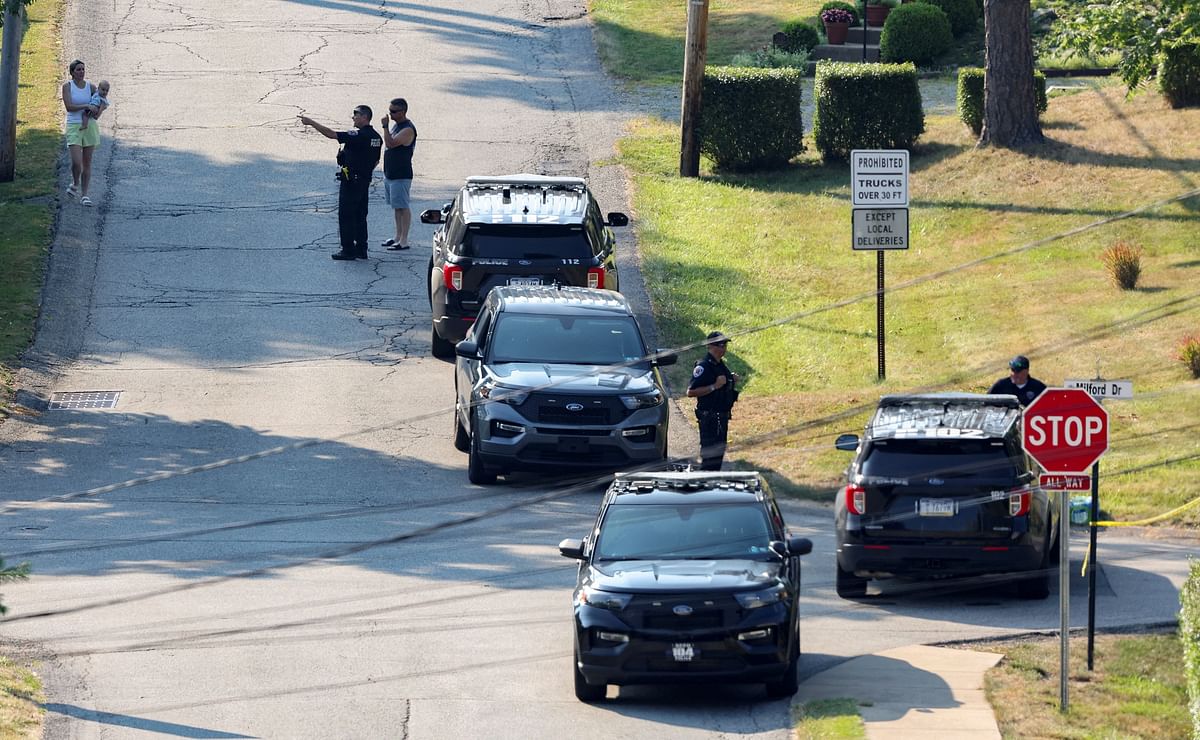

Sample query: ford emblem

[518,259,532,265]
[929,478,945,486]
[565,403,584,411]
[672,605,693,616]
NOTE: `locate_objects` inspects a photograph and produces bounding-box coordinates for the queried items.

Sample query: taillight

[845,483,866,515]
[1008,489,1031,516]
[443,264,463,291]
[587,267,604,289]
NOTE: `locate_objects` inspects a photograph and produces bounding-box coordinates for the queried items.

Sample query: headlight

[619,388,663,410]
[734,584,787,609]
[478,379,529,406]
[578,587,632,611]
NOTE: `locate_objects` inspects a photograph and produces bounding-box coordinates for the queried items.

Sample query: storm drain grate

[48,391,122,410]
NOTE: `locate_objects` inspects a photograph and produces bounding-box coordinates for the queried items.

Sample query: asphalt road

[0,1,1194,738]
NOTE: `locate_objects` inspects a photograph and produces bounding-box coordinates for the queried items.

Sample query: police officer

[299,106,382,260]
[988,354,1047,406]
[686,331,740,470]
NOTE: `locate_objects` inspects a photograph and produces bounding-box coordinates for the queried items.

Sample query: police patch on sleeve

[346,129,359,136]
[692,366,704,378]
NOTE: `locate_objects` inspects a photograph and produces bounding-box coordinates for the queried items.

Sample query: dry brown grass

[0,655,44,739]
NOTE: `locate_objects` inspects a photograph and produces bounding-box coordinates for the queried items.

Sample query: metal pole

[861,8,867,62]
[1087,459,1099,670]
[1059,488,1071,712]
[679,0,709,178]
[876,250,885,380]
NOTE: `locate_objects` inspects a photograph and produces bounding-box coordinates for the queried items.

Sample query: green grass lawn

[0,0,63,414]
[0,655,43,739]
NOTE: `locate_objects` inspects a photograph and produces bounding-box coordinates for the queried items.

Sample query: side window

[767,500,786,538]
[584,217,603,257]
[446,202,466,255]
[472,307,494,348]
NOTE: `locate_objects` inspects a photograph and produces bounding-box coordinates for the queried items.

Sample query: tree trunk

[0,2,25,183]
[979,0,1042,148]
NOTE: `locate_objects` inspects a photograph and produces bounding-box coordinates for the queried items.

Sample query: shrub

[730,46,810,70]
[956,67,1048,135]
[699,66,805,171]
[813,61,924,161]
[916,0,977,36]
[820,0,860,25]
[1160,44,1200,109]
[777,19,821,54]
[1182,560,1200,737]
[1100,240,1143,290]
[879,3,953,65]
[1178,335,1200,379]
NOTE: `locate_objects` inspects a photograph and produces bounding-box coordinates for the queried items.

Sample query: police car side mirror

[420,208,444,224]
[652,350,677,367]
[787,536,813,556]
[835,433,860,452]
[606,212,629,227]
[558,538,585,560]
[455,340,480,359]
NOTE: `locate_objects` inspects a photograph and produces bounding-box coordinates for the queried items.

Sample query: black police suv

[558,471,814,701]
[453,286,675,484]
[421,174,628,358]
[833,393,1059,600]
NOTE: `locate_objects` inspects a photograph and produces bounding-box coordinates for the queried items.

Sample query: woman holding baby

[61,59,109,207]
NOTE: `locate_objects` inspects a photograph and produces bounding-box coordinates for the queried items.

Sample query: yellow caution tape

[1080,495,1200,576]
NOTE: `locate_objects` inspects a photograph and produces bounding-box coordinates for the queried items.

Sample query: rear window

[489,314,646,365]
[461,224,590,259]
[862,439,1022,483]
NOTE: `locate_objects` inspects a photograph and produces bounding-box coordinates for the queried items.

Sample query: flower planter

[865,4,891,26]
[824,20,850,45]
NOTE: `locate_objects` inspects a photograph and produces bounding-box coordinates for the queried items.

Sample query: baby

[80,79,110,130]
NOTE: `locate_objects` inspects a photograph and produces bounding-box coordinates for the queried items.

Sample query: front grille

[628,594,735,633]
[644,613,723,630]
[521,392,627,425]
[537,407,609,424]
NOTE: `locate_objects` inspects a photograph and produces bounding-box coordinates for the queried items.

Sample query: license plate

[671,643,695,662]
[918,498,956,517]
[508,277,541,286]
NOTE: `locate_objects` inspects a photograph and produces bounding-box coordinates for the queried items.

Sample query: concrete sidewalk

[796,645,1003,739]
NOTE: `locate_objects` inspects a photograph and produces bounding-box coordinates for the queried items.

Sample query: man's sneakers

[332,250,370,260]
[382,238,410,251]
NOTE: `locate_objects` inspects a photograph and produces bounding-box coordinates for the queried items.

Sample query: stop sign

[1022,388,1109,473]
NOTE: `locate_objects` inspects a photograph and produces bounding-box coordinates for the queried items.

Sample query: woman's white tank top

[65,80,91,125]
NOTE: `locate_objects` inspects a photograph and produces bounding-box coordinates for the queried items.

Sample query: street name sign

[1022,388,1109,474]
[852,207,909,250]
[851,150,909,206]
[1064,378,1133,400]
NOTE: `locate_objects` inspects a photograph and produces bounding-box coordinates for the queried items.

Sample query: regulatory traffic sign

[1039,474,1091,491]
[1022,388,1109,474]
[851,150,909,207]
[852,207,909,250]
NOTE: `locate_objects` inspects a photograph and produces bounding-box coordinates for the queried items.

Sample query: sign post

[1066,377,1133,670]
[850,150,909,381]
[1022,388,1110,712]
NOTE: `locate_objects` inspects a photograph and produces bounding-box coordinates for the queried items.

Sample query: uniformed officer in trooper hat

[299,106,382,260]
[988,354,1047,406]
[686,331,740,470]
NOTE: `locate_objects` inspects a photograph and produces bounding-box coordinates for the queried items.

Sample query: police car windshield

[462,224,590,259]
[489,314,648,366]
[593,503,774,561]
[863,439,1021,484]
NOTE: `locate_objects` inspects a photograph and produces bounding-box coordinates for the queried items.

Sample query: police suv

[833,393,1059,600]
[421,174,628,358]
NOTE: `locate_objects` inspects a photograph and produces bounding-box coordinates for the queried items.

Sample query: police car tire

[835,562,868,599]
[573,649,606,702]
[764,626,800,698]
[453,402,470,453]
[431,325,455,359]
[468,431,496,485]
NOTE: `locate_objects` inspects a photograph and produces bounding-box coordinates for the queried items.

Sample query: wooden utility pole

[679,0,709,177]
[0,0,28,183]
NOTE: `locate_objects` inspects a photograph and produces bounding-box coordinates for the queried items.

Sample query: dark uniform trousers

[696,409,730,471]
[338,174,370,256]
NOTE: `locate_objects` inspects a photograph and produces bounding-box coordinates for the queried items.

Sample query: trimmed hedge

[956,67,1048,135]
[879,2,953,66]
[916,0,977,36]
[1160,44,1200,109]
[813,61,924,161]
[820,1,860,26]
[1183,559,1200,740]
[699,66,805,171]
[778,19,821,55]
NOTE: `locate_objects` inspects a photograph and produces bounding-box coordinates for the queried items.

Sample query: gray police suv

[452,286,674,484]
[421,174,628,358]
[833,393,1058,599]
[558,471,814,701]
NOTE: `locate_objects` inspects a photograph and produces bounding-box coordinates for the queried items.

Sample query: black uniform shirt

[987,376,1047,406]
[689,353,736,413]
[336,125,382,176]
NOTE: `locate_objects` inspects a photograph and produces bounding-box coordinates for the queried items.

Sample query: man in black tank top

[380,98,417,251]
[299,106,382,260]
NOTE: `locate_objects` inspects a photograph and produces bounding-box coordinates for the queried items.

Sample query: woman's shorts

[384,177,412,209]
[65,122,100,148]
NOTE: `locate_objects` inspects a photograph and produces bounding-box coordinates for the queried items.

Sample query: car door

[456,302,493,431]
